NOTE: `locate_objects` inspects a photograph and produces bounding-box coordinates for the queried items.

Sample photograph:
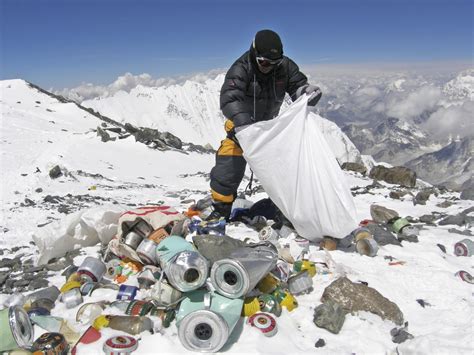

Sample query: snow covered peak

[443,69,474,101]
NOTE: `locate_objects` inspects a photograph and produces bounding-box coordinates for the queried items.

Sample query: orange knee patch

[211,189,234,203]
[217,138,243,156]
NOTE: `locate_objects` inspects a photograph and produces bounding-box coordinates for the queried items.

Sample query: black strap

[245,170,254,196]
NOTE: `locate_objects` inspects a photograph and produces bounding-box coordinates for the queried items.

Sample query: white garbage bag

[236,95,358,241]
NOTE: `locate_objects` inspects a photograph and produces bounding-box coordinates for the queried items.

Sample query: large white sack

[236,95,358,241]
[33,205,125,265]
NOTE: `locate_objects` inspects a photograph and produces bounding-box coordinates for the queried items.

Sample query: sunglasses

[256,56,283,67]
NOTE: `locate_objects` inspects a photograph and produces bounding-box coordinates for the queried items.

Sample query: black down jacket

[220,45,308,127]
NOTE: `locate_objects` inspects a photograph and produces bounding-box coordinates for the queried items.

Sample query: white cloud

[423,101,474,139]
[387,86,442,119]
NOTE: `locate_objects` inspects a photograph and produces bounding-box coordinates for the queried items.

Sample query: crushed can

[0,306,34,352]
[125,301,154,316]
[248,313,278,337]
[257,273,280,294]
[454,239,474,257]
[137,266,161,289]
[271,260,291,282]
[31,332,69,355]
[211,244,278,299]
[272,288,298,312]
[103,335,138,355]
[242,297,261,317]
[77,257,106,283]
[356,238,379,257]
[288,270,313,295]
[188,218,226,236]
[156,235,209,292]
[61,288,83,309]
[176,290,243,353]
[293,259,316,277]
[117,285,139,301]
[136,239,159,265]
[150,279,183,307]
[259,226,279,245]
[258,294,282,317]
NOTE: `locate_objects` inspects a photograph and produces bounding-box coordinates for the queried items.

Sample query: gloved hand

[297,84,322,106]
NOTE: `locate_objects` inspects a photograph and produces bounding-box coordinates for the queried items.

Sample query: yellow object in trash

[293,259,316,277]
[272,288,298,312]
[60,281,82,293]
[92,315,110,330]
[66,272,82,283]
[88,186,97,191]
[242,297,260,317]
[257,274,279,293]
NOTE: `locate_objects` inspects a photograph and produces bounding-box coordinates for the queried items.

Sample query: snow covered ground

[1,79,473,354]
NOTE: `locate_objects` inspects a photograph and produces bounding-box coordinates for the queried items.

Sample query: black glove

[297,84,322,106]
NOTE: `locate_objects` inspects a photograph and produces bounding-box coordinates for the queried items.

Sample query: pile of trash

[1,198,472,354]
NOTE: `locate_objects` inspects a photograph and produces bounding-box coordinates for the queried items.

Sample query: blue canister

[156,235,209,292]
[117,285,139,301]
[188,218,226,236]
[176,290,243,353]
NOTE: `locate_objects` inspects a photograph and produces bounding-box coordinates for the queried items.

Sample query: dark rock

[35,188,43,193]
[436,244,447,253]
[0,257,22,269]
[124,123,139,134]
[341,162,367,175]
[398,234,418,243]
[436,200,454,208]
[391,324,414,344]
[315,339,326,348]
[97,126,114,142]
[313,301,346,334]
[49,165,62,179]
[370,205,399,224]
[13,279,31,288]
[365,224,401,246]
[321,277,404,325]
[47,257,73,272]
[159,131,182,150]
[28,278,49,291]
[0,272,8,287]
[369,166,417,187]
[23,265,46,273]
[438,214,470,227]
[24,198,36,206]
[460,177,474,200]
[414,189,434,205]
[58,205,71,214]
[416,299,431,308]
[389,190,411,200]
[419,214,437,224]
[448,228,472,236]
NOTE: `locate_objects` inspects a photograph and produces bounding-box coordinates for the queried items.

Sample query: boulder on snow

[460,177,474,200]
[370,204,399,224]
[414,188,438,205]
[369,166,416,187]
[365,223,401,246]
[96,126,114,142]
[341,162,367,175]
[313,301,346,334]
[321,277,404,325]
[49,165,62,179]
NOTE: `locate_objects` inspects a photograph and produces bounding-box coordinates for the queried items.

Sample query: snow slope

[1,79,473,354]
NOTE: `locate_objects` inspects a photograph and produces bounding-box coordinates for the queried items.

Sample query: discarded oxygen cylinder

[31,332,69,355]
[26,286,60,305]
[77,257,106,283]
[136,239,159,265]
[137,266,161,289]
[351,227,372,241]
[156,235,209,292]
[149,280,183,307]
[356,238,379,257]
[454,239,474,257]
[176,290,243,353]
[0,306,34,352]
[210,244,278,298]
[123,231,144,250]
[61,288,83,308]
[390,217,410,234]
[103,335,138,355]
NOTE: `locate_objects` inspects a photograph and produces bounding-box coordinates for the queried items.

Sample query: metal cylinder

[391,218,410,234]
[288,270,313,295]
[248,313,278,337]
[351,227,372,241]
[176,290,243,353]
[61,288,83,309]
[123,231,144,250]
[259,226,279,244]
[210,245,278,299]
[136,238,158,265]
[104,259,122,280]
[149,280,182,307]
[454,239,474,257]
[26,286,60,304]
[77,257,106,283]
[103,335,138,355]
[0,306,34,352]
[156,236,209,292]
[455,270,473,284]
[107,316,154,335]
[356,238,379,257]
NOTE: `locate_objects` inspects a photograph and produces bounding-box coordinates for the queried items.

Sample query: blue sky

[1,0,472,89]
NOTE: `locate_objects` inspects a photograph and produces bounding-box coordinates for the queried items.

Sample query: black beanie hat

[253,29,283,60]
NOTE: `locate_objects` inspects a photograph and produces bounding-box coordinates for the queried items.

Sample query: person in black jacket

[207,29,322,220]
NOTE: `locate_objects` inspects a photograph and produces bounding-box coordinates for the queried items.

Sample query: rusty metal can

[103,335,138,355]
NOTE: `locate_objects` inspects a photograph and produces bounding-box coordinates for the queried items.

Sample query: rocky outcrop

[369,166,417,187]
